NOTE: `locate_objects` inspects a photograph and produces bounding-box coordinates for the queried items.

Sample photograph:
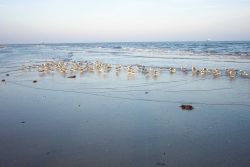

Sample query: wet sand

[1,43,250,166]
[1,61,250,167]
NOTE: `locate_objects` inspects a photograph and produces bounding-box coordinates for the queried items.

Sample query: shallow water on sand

[0,42,250,167]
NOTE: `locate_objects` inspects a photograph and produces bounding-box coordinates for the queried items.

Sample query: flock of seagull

[21,60,250,79]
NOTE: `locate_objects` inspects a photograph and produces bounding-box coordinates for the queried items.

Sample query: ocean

[1,41,250,69]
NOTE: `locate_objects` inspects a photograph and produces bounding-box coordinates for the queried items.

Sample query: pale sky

[0,0,250,43]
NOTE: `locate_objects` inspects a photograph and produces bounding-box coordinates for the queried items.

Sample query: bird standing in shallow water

[213,68,221,77]
[169,67,176,73]
[226,68,237,78]
[240,70,249,78]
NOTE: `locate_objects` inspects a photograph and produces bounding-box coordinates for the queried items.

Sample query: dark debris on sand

[180,104,194,110]
[67,75,76,78]
[33,80,37,83]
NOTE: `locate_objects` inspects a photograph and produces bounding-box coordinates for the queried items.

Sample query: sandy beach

[0,42,250,167]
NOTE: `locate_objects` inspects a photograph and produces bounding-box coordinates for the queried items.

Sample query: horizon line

[1,40,250,45]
